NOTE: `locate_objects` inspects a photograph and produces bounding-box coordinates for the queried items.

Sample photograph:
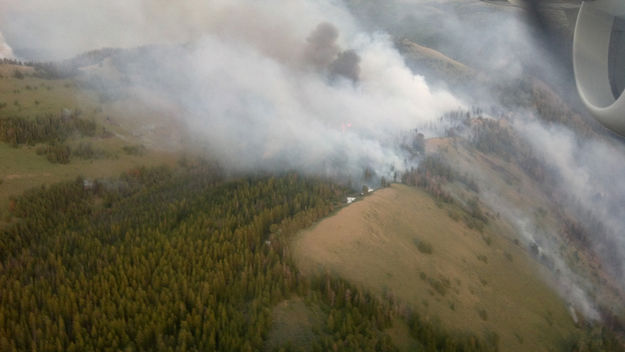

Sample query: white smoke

[490,199,600,320]
[173,32,460,176]
[0,0,463,180]
[514,120,625,286]
[0,32,14,59]
[0,0,358,61]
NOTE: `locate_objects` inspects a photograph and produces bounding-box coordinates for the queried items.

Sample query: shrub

[416,240,433,254]
[122,144,146,156]
[428,276,450,296]
[478,308,488,321]
[37,143,71,164]
[72,142,109,160]
[504,251,513,262]
[482,235,492,246]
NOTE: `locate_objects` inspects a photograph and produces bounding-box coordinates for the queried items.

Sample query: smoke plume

[0,0,462,180]
[0,32,14,59]
[515,120,625,284]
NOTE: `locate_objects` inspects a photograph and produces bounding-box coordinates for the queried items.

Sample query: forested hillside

[0,164,503,351]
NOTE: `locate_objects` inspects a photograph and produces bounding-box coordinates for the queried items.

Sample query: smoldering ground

[490,117,625,321]
[515,121,625,284]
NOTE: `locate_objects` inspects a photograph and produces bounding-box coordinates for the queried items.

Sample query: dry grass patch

[293,184,577,352]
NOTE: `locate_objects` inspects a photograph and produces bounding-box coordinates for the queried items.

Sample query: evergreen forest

[0,164,505,351]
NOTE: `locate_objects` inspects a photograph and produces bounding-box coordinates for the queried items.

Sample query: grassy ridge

[294,184,581,351]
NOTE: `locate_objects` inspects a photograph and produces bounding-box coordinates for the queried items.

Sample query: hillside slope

[0,61,184,224]
[293,184,578,352]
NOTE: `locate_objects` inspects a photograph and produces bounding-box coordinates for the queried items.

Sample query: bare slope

[293,184,578,352]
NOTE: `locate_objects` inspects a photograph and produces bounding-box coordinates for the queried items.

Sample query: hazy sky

[0,0,361,60]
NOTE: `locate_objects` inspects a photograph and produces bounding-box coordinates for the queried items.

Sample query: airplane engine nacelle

[574,0,625,135]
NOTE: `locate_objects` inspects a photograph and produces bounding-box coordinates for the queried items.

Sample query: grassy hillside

[427,117,625,324]
[293,184,579,351]
[0,62,183,223]
[0,64,90,118]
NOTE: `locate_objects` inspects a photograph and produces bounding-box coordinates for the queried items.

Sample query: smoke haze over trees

[2,0,625,341]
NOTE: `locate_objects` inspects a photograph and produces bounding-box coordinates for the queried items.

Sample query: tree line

[0,112,97,147]
[0,112,102,163]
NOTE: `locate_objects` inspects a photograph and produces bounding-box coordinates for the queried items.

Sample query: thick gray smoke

[304,22,361,82]
[330,49,361,82]
[304,23,341,70]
